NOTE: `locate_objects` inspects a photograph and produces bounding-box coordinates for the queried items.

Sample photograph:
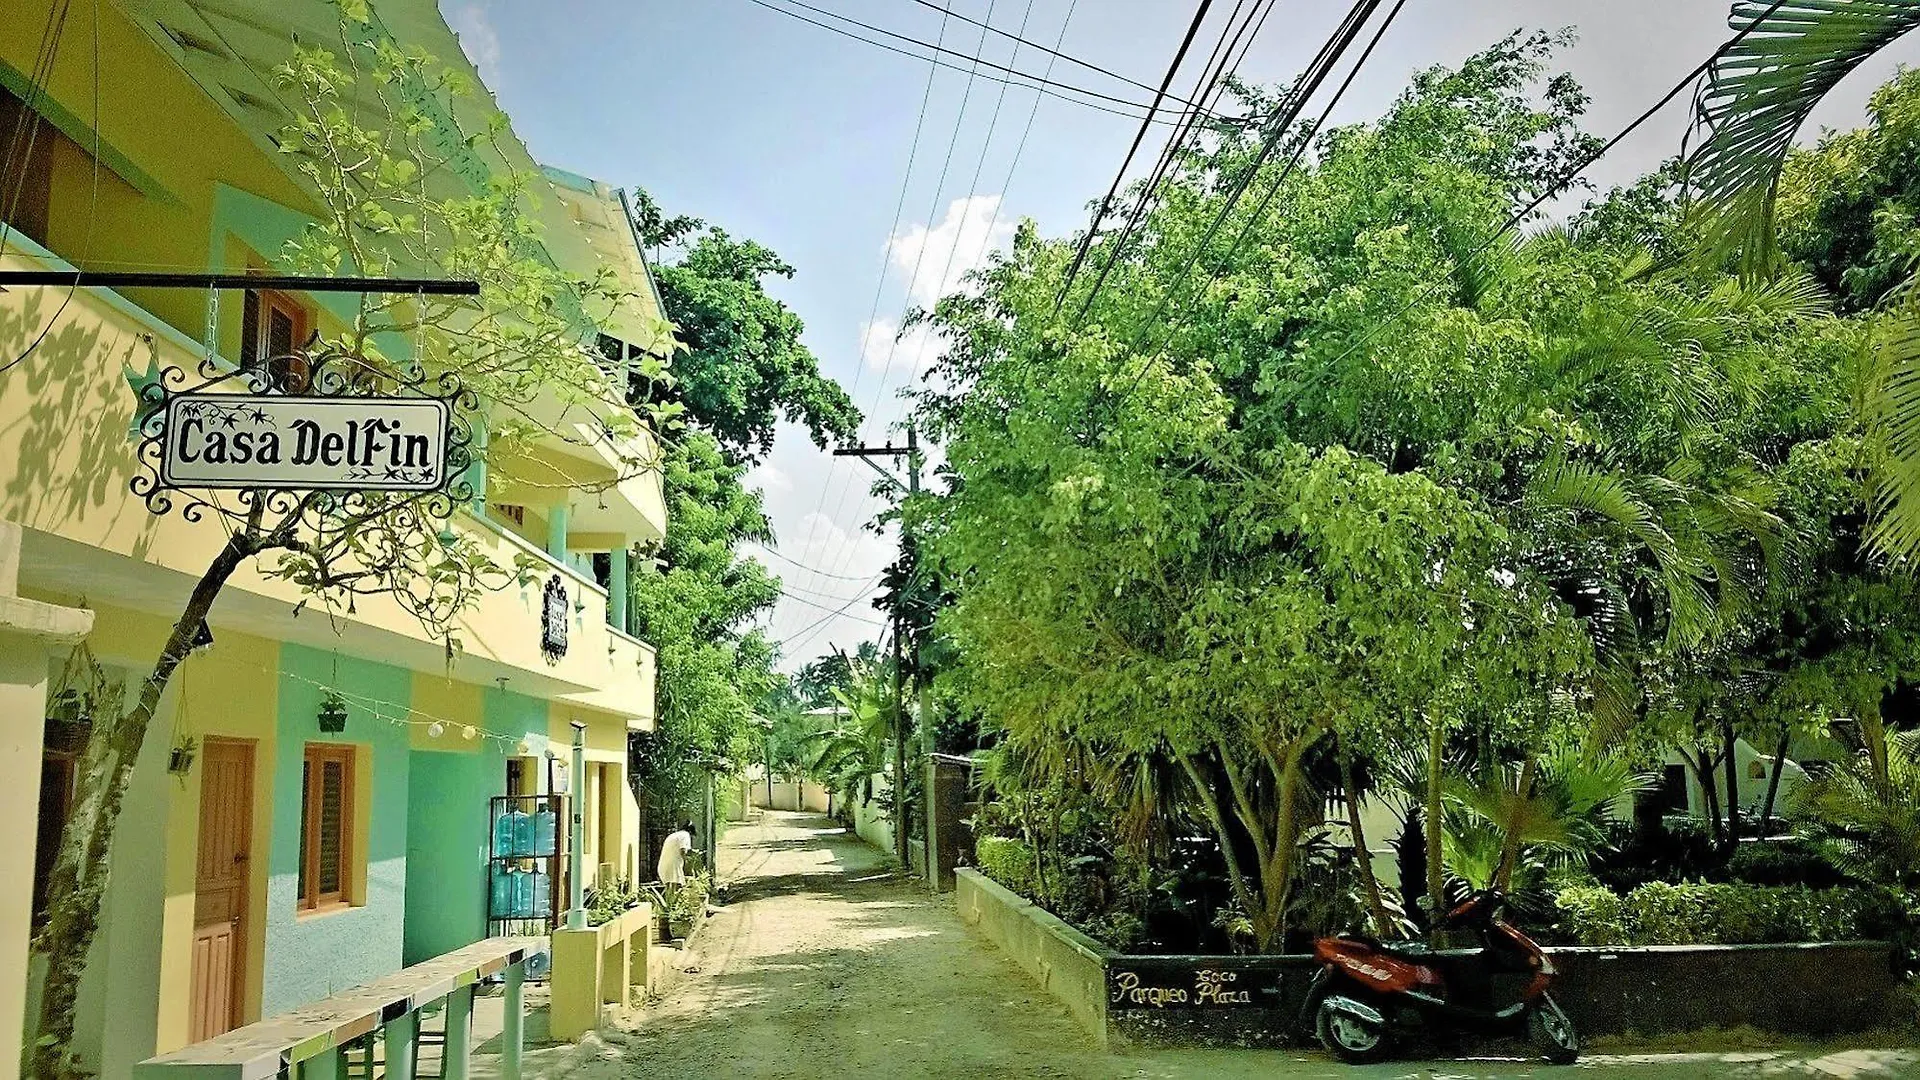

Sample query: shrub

[976,835,1038,897]
[1554,881,1910,946]
[1725,839,1847,888]
[1553,884,1632,945]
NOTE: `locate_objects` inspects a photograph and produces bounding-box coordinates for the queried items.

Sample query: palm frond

[1686,1,1920,274]
[1863,309,1920,562]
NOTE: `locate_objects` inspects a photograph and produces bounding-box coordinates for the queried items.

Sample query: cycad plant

[1791,718,1920,889]
[1444,743,1653,892]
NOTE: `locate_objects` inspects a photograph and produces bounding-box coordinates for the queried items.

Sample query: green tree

[913,32,1861,947]
[630,193,860,462]
[629,433,783,827]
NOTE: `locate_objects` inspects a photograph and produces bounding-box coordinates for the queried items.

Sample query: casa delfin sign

[161,395,451,490]
[132,346,475,522]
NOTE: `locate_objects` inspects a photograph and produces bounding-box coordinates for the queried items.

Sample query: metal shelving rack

[486,793,567,937]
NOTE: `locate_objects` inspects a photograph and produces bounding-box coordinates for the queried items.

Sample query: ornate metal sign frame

[541,574,570,662]
[131,347,477,528]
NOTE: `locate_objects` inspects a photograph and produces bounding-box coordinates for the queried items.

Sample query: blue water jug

[509,868,533,918]
[489,865,517,918]
[529,810,558,857]
[530,869,551,917]
[493,809,528,857]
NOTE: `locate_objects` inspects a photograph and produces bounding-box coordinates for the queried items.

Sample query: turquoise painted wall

[261,645,412,1015]
[401,688,548,964]
[402,748,497,964]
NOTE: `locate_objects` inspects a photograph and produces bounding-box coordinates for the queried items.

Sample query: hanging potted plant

[167,734,198,776]
[318,691,349,734]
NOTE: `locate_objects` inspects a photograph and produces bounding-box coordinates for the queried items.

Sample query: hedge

[1554,882,1912,946]
[976,835,1038,897]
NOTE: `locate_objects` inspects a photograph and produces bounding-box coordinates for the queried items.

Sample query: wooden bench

[133,936,544,1080]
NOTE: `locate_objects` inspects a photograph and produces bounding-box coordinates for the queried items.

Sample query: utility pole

[833,428,921,870]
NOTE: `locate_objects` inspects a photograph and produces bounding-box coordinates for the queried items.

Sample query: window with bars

[297,743,356,912]
[240,288,313,390]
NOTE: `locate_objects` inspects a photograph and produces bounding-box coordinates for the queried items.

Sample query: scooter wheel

[1316,997,1394,1065]
[1527,999,1580,1065]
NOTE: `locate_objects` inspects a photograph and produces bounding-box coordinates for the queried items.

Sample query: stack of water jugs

[489,802,559,919]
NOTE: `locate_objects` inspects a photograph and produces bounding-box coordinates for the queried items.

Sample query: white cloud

[444,2,503,88]
[890,194,1014,308]
[858,315,942,376]
[747,461,792,493]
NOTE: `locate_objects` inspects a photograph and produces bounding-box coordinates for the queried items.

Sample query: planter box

[954,868,1899,1050]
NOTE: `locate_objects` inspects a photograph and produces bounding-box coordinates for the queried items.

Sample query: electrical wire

[773,571,887,653]
[1262,0,1797,409]
[959,0,1081,281]
[784,2,955,607]
[740,0,1232,126]
[1053,0,1217,312]
[902,0,1227,114]
[1068,0,1279,325]
[1096,0,1399,406]
[818,0,1009,586]
[778,585,888,624]
[747,543,884,582]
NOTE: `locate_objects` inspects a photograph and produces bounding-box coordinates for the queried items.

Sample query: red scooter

[1300,889,1579,1065]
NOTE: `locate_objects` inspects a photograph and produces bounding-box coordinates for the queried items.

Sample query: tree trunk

[1687,747,1723,848]
[30,529,253,1078]
[1175,751,1260,939]
[1758,730,1791,835]
[1341,753,1392,937]
[1494,756,1540,894]
[1397,807,1428,929]
[1721,720,1742,856]
[1425,717,1445,932]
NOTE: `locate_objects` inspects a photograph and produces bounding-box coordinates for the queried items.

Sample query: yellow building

[0,1,668,1073]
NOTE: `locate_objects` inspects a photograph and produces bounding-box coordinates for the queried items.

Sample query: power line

[822,0,1078,588]
[821,2,1004,585]
[902,0,1225,111]
[778,586,887,624]
[774,572,887,651]
[1096,0,1400,404]
[960,0,1082,280]
[740,0,1234,126]
[1069,0,1279,325]
[1053,0,1218,312]
[747,544,882,582]
[786,3,955,600]
[1271,0,1797,405]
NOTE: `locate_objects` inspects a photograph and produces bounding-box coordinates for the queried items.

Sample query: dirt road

[548,811,1917,1079]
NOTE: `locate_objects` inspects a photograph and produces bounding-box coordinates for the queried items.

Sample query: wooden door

[190,738,253,1042]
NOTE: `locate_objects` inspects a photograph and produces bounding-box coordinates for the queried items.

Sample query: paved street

[528,811,1920,1079]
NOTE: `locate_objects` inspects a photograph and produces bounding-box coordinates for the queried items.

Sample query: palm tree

[1791,717,1920,888]
[1685,1,1920,556]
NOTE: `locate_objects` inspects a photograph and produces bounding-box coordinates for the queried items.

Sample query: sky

[439,0,1919,670]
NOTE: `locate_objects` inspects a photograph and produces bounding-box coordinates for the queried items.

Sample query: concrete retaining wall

[955,869,1111,1048]
[954,868,1900,1049]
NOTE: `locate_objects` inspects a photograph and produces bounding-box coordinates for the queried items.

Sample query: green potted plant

[668,872,710,940]
[317,692,348,734]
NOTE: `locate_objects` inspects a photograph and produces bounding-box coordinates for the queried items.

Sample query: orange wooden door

[189,738,253,1042]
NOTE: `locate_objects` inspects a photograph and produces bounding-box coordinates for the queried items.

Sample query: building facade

[0,1,668,1073]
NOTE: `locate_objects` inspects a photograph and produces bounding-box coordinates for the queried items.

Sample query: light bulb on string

[428,721,446,738]
[462,724,478,741]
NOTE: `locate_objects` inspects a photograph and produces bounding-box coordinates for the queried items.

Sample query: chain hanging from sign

[130,345,477,530]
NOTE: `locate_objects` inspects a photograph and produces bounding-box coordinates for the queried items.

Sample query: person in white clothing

[656,821,695,905]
